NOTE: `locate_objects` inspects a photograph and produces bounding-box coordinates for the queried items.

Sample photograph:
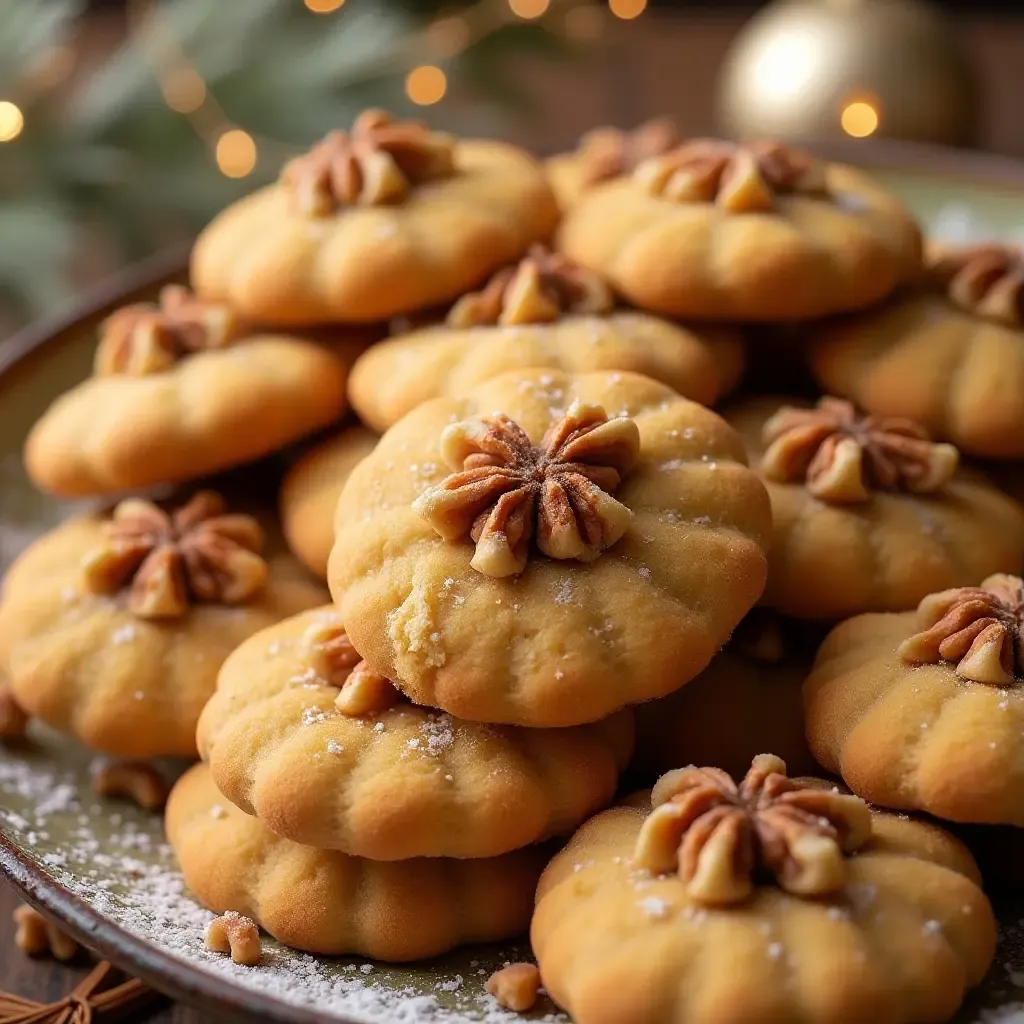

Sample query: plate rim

[3,137,1024,1022]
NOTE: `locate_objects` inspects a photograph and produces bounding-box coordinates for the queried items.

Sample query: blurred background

[1,0,1022,337]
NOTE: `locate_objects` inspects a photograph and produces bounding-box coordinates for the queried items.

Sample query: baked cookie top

[0,493,326,758]
[726,395,1024,620]
[806,573,1024,826]
[557,138,922,322]
[546,118,679,209]
[24,286,354,498]
[532,755,995,1024]
[809,244,1024,458]
[347,246,745,433]
[330,368,771,727]
[167,763,544,960]
[192,110,559,324]
[279,426,378,578]
[198,606,633,860]
[633,611,819,781]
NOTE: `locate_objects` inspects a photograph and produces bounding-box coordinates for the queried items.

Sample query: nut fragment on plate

[633,754,872,904]
[486,963,542,1012]
[898,573,1024,685]
[80,491,267,619]
[13,904,79,961]
[91,760,170,811]
[414,399,640,577]
[205,912,262,966]
[760,397,959,503]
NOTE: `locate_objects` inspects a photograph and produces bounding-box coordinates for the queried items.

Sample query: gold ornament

[715,0,978,146]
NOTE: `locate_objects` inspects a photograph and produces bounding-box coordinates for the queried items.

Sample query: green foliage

[0,0,570,322]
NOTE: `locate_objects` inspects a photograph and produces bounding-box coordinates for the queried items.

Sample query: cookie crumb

[13,904,79,961]
[0,685,29,740]
[91,760,169,810]
[486,963,541,1012]
[205,911,262,966]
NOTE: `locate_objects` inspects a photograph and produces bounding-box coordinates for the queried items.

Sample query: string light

[405,65,448,106]
[841,99,880,138]
[216,128,257,177]
[304,0,345,12]
[609,0,646,19]
[161,68,206,113]
[0,101,24,142]
[508,0,550,19]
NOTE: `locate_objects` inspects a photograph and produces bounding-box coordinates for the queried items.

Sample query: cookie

[167,764,544,959]
[347,247,745,433]
[24,286,354,498]
[198,606,634,859]
[557,139,921,322]
[0,493,325,758]
[546,119,679,209]
[279,427,378,578]
[331,368,771,727]
[805,574,1024,825]
[633,612,819,781]
[533,755,995,1024]
[809,244,1024,458]
[725,396,1024,620]
[192,110,559,325]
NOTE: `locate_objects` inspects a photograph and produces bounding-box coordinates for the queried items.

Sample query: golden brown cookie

[725,395,1024,620]
[809,244,1024,458]
[633,612,819,781]
[331,368,771,727]
[24,286,355,498]
[805,574,1024,825]
[546,119,679,209]
[0,493,325,758]
[279,427,378,578]
[347,247,745,433]
[533,756,995,1024]
[557,139,921,322]
[192,110,559,324]
[198,606,634,859]
[167,763,544,959]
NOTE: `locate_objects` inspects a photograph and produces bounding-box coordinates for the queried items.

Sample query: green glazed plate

[5,141,1024,1023]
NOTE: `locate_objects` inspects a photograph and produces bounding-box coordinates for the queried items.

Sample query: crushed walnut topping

[94,285,239,377]
[633,754,872,905]
[446,246,613,328]
[898,574,1024,685]
[931,245,1024,327]
[575,118,679,187]
[413,399,640,577]
[334,660,403,716]
[634,138,828,213]
[280,109,455,215]
[81,492,267,619]
[760,397,959,504]
[303,618,361,685]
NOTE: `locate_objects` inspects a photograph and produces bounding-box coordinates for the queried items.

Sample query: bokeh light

[841,100,880,138]
[304,0,345,12]
[216,128,257,177]
[162,68,207,114]
[0,101,25,143]
[405,65,448,106]
[508,0,550,20]
[609,0,647,19]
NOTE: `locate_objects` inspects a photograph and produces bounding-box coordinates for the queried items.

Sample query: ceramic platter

[4,140,1024,1023]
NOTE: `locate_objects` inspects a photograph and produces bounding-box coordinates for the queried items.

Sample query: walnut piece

[14,904,79,961]
[303,619,362,685]
[280,109,455,215]
[0,683,28,740]
[81,492,267,620]
[486,963,541,1012]
[334,661,403,717]
[446,246,613,328]
[413,399,640,577]
[761,397,959,503]
[205,912,262,966]
[633,754,872,905]
[898,574,1024,685]
[931,245,1024,327]
[575,118,679,187]
[91,759,170,810]
[95,285,239,376]
[634,138,828,213]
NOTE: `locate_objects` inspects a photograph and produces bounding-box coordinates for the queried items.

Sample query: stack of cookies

[5,110,1024,1022]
